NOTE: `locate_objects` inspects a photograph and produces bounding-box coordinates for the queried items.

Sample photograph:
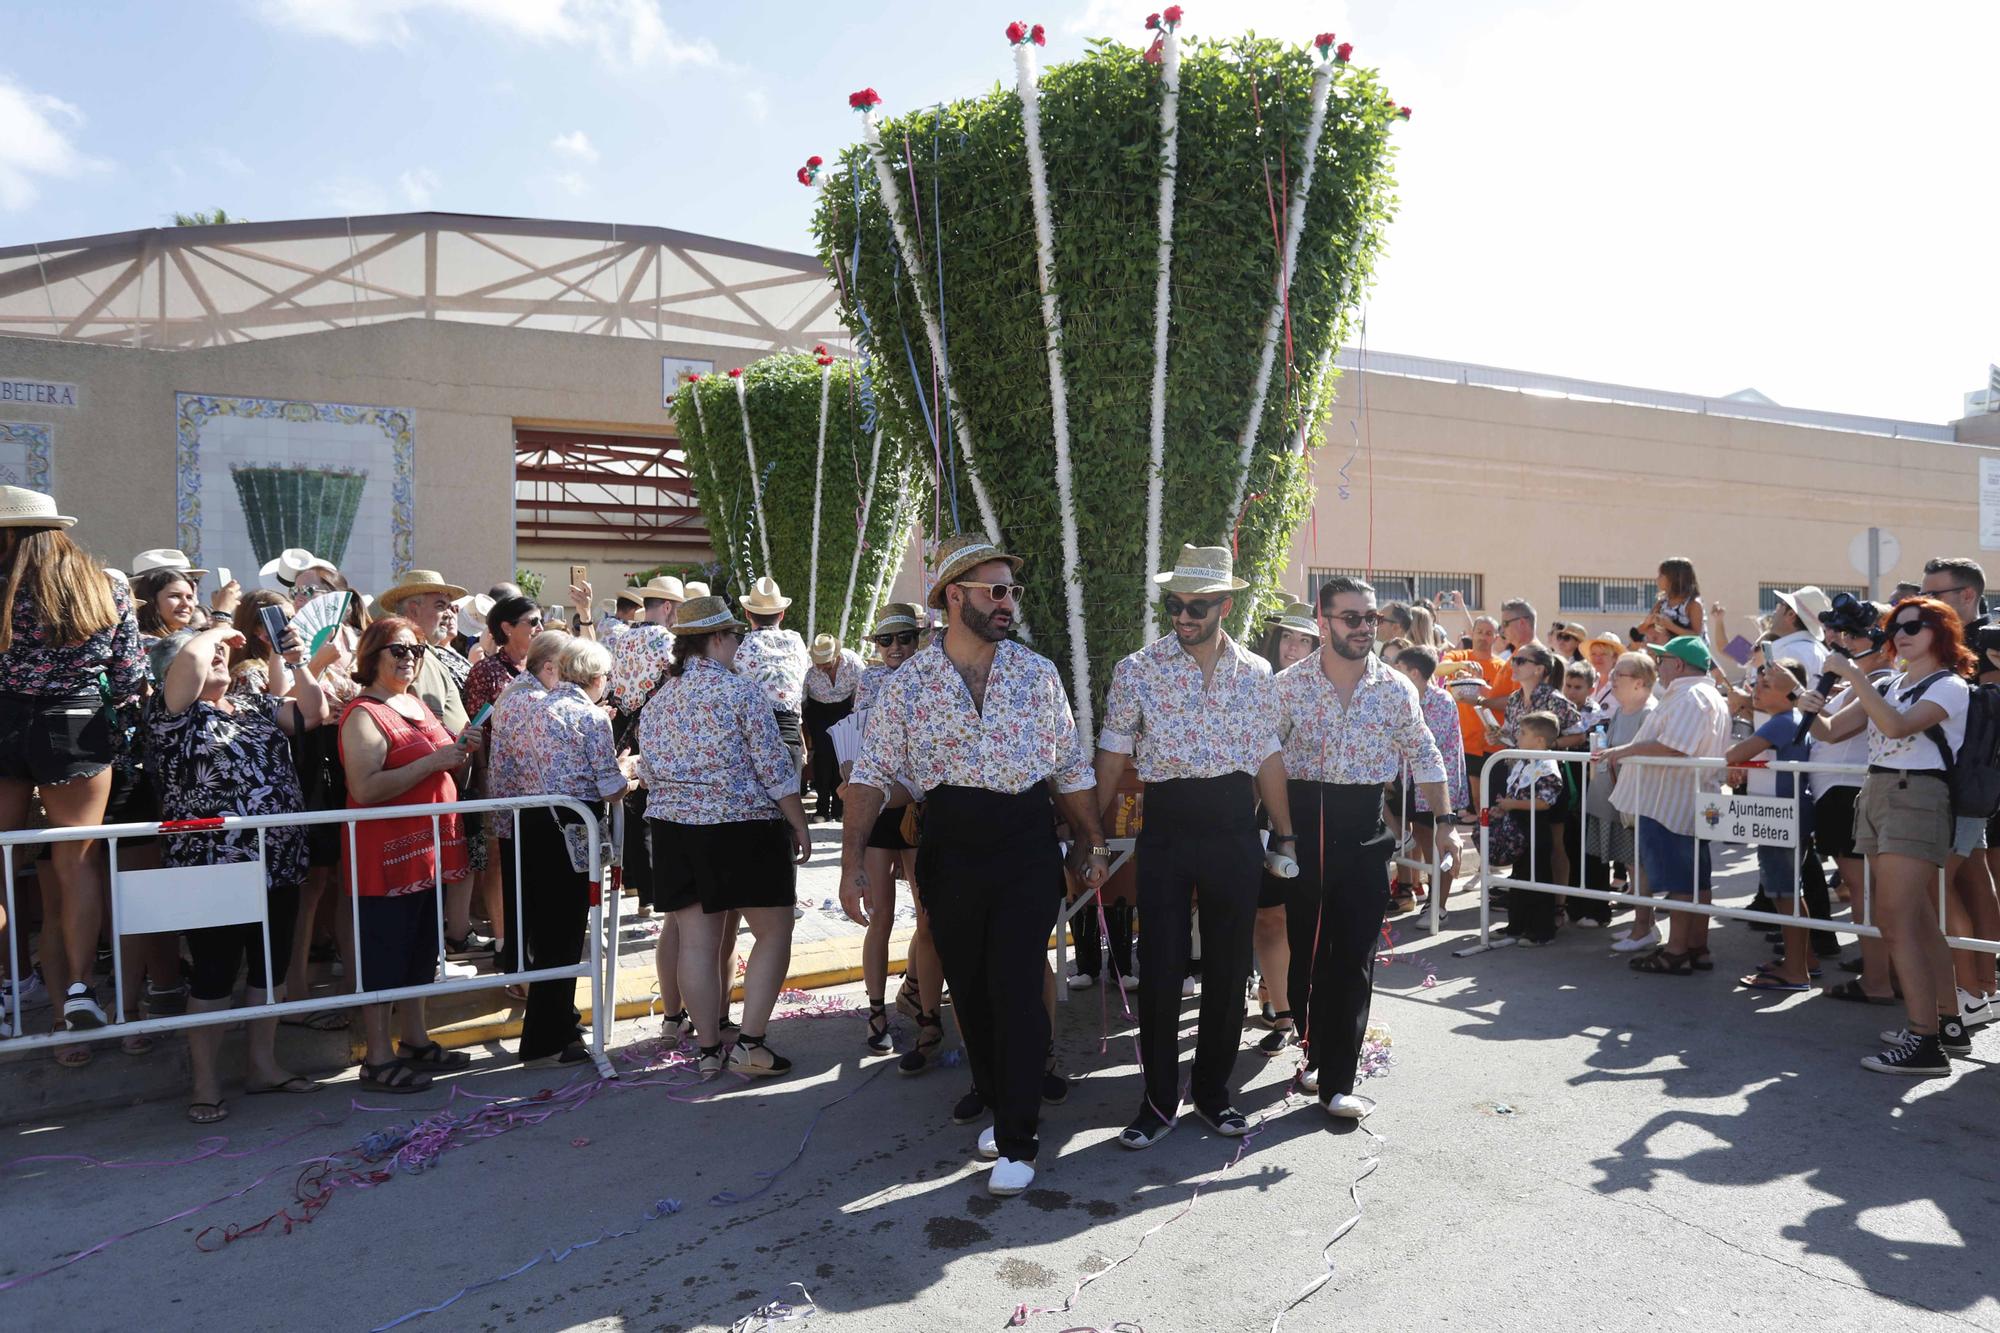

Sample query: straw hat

[741,576,792,614]
[378,569,469,614]
[131,548,208,582]
[1153,544,1248,595]
[1549,621,1588,643]
[870,602,924,636]
[672,595,748,637]
[810,633,841,665]
[639,575,686,603]
[0,485,74,529]
[259,548,337,587]
[927,533,1023,609]
[1266,601,1319,637]
[683,581,711,598]
[615,585,648,608]
[1773,585,1831,640]
[1582,631,1626,658]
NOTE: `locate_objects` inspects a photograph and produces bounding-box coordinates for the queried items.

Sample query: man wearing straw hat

[803,631,865,823]
[597,585,647,651]
[842,533,1110,1198]
[734,576,811,781]
[1095,545,1296,1149]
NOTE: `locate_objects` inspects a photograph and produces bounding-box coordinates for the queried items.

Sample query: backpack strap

[1896,670,1958,771]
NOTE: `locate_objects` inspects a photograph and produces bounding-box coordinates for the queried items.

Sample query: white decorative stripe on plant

[1143,24,1181,609]
[734,372,775,576]
[684,387,731,557]
[1228,58,1336,520]
[867,468,913,630]
[839,424,885,644]
[859,109,1029,642]
[1014,37,1093,742]
[806,359,831,638]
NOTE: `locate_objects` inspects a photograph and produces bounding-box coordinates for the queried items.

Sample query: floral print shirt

[464,646,521,721]
[1275,651,1448,787]
[1098,632,1280,783]
[850,641,1094,799]
[854,663,896,718]
[639,656,797,824]
[146,692,307,888]
[735,628,810,715]
[499,680,626,872]
[595,612,631,652]
[804,648,866,705]
[488,678,549,801]
[611,623,674,716]
[0,570,145,704]
[1498,681,1581,750]
[432,642,473,694]
[1414,683,1470,813]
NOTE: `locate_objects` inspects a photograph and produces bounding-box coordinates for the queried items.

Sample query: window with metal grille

[1307,568,1482,610]
[1758,583,1866,615]
[1558,576,1655,615]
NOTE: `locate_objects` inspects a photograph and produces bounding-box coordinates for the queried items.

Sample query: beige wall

[1286,370,2000,628]
[0,320,734,595]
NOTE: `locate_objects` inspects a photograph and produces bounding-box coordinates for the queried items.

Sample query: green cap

[1647,634,1713,672]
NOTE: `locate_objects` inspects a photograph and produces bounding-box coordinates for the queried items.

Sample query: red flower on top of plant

[1313,32,1336,55]
[727,367,743,378]
[1145,11,1160,29]
[797,155,825,187]
[685,372,703,383]
[848,88,881,111]
[1030,22,1045,43]
[1161,5,1182,26]
[1336,41,1353,63]
[816,353,835,367]
[1006,20,1028,43]
[795,166,812,185]
[1396,104,1412,120]
[813,343,829,356]
[806,155,823,169]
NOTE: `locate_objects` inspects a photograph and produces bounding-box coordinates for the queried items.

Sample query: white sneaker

[1118,971,1139,994]
[988,1156,1034,1196]
[1959,990,1995,1027]
[976,1126,999,1161]
[440,960,478,980]
[1180,975,1199,997]
[1065,972,1096,992]
[1297,1067,1320,1094]
[1611,928,1663,954]
[1323,1092,1375,1120]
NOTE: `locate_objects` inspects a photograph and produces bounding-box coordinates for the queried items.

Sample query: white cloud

[398,166,439,207]
[550,130,598,163]
[742,87,769,124]
[316,176,391,213]
[551,170,589,197]
[255,0,720,68]
[0,78,106,211]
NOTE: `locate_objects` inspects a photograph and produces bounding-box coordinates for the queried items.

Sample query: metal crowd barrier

[1054,837,1136,1004]
[1386,780,1451,935]
[1460,748,2000,960]
[0,795,619,1080]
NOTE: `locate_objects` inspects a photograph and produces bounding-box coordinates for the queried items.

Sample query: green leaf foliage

[814,35,1399,720]
[670,355,927,646]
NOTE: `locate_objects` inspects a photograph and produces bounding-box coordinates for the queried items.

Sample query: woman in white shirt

[1802,597,1976,1076]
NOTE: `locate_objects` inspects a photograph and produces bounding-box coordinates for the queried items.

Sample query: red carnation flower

[806,154,823,169]
[1397,104,1412,120]
[816,354,835,366]
[796,166,811,185]
[848,88,881,111]
[686,372,702,382]
[1145,12,1160,30]
[1161,4,1182,25]
[814,343,829,355]
[1006,20,1028,43]
[1031,22,1045,44]
[1336,41,1353,63]
[727,367,743,378]
[1313,31,1335,52]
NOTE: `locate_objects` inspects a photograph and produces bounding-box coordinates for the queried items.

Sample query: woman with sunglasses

[844,603,945,1067]
[1801,597,1976,1075]
[337,616,482,1093]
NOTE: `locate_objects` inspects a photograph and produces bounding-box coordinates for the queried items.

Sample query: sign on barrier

[1696,793,1798,846]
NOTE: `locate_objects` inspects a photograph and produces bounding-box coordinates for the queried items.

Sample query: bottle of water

[1589,724,1608,753]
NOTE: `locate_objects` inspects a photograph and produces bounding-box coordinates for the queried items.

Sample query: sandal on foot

[53,1041,91,1069]
[1688,948,1716,972]
[894,976,922,1022]
[696,1042,725,1080]
[1738,971,1811,993]
[186,1100,228,1124]
[899,1011,943,1076]
[1823,978,1896,1005]
[727,1033,791,1078]
[1631,949,1694,975]
[1258,1013,1294,1056]
[247,1076,324,1095]
[120,1026,157,1055]
[360,1060,432,1094]
[865,1001,893,1055]
[396,1040,472,1070]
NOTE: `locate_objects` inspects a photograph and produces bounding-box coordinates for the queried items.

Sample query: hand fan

[828,715,862,767]
[291,591,352,655]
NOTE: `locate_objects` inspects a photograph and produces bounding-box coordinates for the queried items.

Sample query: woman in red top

[338,616,482,1093]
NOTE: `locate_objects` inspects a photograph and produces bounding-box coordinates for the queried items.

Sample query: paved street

[3,844,1997,1332]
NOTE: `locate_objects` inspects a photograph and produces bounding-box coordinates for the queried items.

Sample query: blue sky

[1,0,1994,422]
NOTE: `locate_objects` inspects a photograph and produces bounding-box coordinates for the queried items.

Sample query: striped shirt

[1608,676,1731,836]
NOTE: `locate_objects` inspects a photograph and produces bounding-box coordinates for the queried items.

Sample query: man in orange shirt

[1439,599,1515,810]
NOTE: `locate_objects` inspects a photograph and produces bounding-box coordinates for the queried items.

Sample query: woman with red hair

[1804,596,1978,1076]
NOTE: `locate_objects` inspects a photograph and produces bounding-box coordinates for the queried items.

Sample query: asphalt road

[3,851,1996,1332]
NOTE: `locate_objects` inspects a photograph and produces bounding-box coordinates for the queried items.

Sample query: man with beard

[842,533,1109,1197]
[1094,545,1294,1149]
[1276,575,1456,1121]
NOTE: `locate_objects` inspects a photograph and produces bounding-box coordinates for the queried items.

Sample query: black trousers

[1566,813,1611,924]
[802,695,854,818]
[1072,899,1133,979]
[518,808,589,1060]
[1285,781,1395,1101]
[1506,814,1559,941]
[1134,774,1260,1118]
[917,784,1063,1163]
[623,788,654,910]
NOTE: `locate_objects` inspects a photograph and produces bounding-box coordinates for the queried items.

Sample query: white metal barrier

[1461,749,2000,960]
[0,795,620,1079]
[1386,780,1452,935]
[1054,837,1135,1004]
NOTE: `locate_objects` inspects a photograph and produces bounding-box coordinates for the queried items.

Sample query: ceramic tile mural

[175,394,414,595]
[0,421,53,494]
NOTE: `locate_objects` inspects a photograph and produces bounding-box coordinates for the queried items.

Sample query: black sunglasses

[1890,618,1928,638]
[1163,595,1222,620]
[1326,611,1383,630]
[382,642,428,662]
[872,630,919,647]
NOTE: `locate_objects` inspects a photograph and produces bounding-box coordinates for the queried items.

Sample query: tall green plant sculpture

[812,13,1404,736]
[671,352,925,645]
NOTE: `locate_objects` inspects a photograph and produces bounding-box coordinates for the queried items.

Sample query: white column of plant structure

[856,109,1011,577]
[683,378,732,566]
[732,369,775,577]
[806,354,832,638]
[1228,53,1336,520]
[839,424,885,645]
[1143,13,1182,611]
[1012,22,1093,740]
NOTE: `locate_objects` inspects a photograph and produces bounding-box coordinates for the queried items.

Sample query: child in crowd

[1492,712,1566,945]
[1727,659,1820,991]
[1561,660,1598,732]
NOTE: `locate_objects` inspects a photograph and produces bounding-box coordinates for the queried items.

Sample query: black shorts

[1812,785,1860,862]
[867,803,914,851]
[650,816,797,915]
[0,691,117,786]
[356,890,441,993]
[105,759,160,852]
[1257,868,1289,909]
